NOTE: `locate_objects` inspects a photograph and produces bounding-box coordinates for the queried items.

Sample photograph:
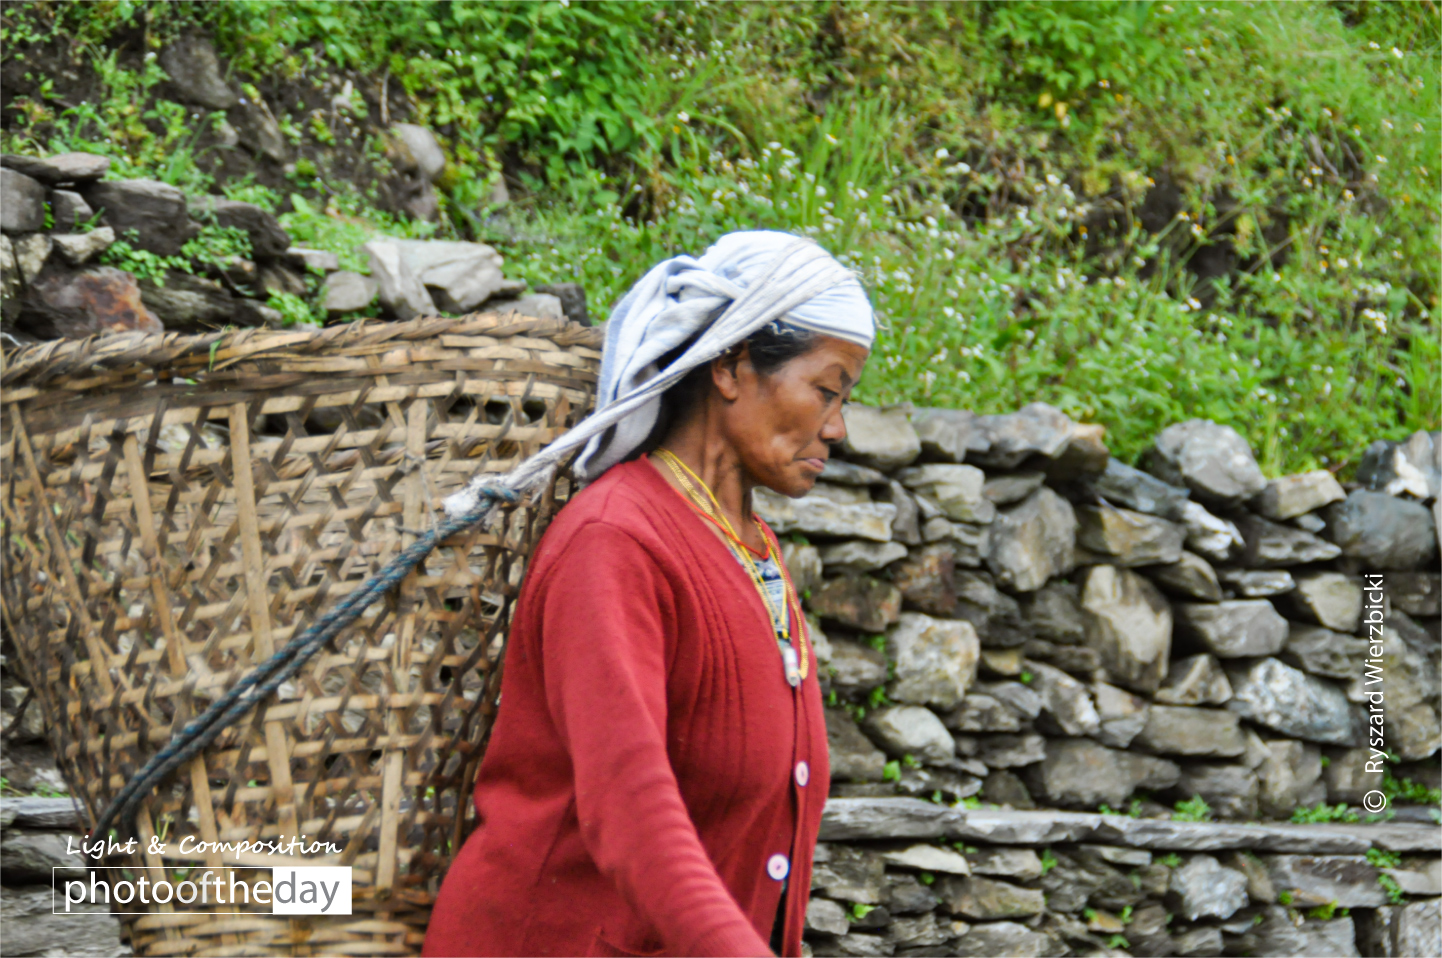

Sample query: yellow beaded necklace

[653,448,809,686]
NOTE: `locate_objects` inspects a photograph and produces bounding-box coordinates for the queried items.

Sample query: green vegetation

[1278,890,1294,905]
[882,759,901,783]
[1290,802,1360,823]
[1366,847,1403,869]
[1377,873,1407,905]
[1158,853,1183,869]
[1040,847,1059,875]
[1383,770,1442,806]
[1,1,1437,470]
[849,902,876,921]
[1172,796,1213,822]
[1307,901,1342,921]
[1105,934,1130,950]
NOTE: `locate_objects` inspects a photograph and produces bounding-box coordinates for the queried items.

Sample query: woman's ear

[711,344,748,402]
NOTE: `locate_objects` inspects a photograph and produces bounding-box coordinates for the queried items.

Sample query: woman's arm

[540,519,771,957]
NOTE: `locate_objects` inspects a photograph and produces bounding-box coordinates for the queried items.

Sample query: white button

[795,761,810,787]
[767,853,790,881]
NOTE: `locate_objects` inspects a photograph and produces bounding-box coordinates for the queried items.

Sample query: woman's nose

[819,404,848,443]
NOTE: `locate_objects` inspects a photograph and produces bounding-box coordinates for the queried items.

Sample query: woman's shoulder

[531,458,681,566]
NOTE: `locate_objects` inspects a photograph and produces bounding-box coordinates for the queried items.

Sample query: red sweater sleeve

[539,519,773,958]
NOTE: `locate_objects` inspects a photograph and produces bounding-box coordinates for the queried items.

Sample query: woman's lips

[802,457,827,473]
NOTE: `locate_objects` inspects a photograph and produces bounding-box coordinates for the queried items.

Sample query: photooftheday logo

[57,866,352,916]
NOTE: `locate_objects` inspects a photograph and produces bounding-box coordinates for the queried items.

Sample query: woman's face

[715,335,869,498]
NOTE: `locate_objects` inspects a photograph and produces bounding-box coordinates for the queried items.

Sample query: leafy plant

[1366,847,1403,869]
[1278,890,1294,905]
[1039,848,1058,875]
[919,871,935,886]
[848,902,875,922]
[1104,934,1130,950]
[867,686,890,710]
[1158,853,1182,869]
[882,760,900,783]
[1377,873,1407,905]
[1172,796,1213,822]
[1308,901,1341,921]
[1290,802,1360,824]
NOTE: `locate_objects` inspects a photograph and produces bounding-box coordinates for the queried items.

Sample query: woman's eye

[819,387,839,402]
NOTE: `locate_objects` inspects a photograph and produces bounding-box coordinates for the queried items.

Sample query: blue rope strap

[88,486,519,840]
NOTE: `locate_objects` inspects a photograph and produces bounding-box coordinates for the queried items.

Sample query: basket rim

[0,311,603,391]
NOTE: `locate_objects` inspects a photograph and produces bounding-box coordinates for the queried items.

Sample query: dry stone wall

[762,403,1441,958]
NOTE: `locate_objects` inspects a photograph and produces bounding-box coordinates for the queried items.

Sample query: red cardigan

[423,459,831,957]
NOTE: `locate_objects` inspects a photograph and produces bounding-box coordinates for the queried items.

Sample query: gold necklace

[653,448,809,685]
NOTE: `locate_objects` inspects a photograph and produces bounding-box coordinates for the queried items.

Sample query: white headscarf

[444,230,872,515]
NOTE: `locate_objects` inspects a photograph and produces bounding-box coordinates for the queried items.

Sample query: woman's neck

[651,414,765,553]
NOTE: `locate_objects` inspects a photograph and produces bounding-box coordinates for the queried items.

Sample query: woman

[424,232,873,957]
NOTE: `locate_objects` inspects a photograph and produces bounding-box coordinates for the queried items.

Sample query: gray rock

[981,769,1037,809]
[821,459,890,485]
[1237,513,1343,567]
[1179,500,1245,563]
[976,732,1048,769]
[1282,572,1363,632]
[1034,738,1180,807]
[897,464,993,523]
[819,540,909,573]
[323,270,378,314]
[1023,638,1100,675]
[1135,706,1246,757]
[945,693,1022,733]
[1045,421,1111,479]
[1146,420,1267,503]
[0,884,129,957]
[983,471,1046,505]
[1326,491,1438,571]
[826,706,888,782]
[825,932,892,956]
[1027,661,1100,737]
[493,291,565,320]
[1172,925,1223,957]
[922,517,990,566]
[1076,504,1185,566]
[20,263,165,337]
[984,487,1076,592]
[1091,681,1151,748]
[1020,581,1087,644]
[1252,469,1347,520]
[1176,763,1260,819]
[2,151,110,184]
[50,227,114,266]
[1086,458,1190,519]
[1,168,45,232]
[390,123,447,180]
[82,178,197,255]
[1322,747,1374,805]
[966,848,1043,880]
[886,613,979,709]
[908,407,983,463]
[1155,653,1233,706]
[0,832,84,882]
[1265,854,1385,907]
[12,233,50,282]
[159,35,238,108]
[882,844,972,875]
[806,897,850,936]
[841,405,921,471]
[808,615,834,669]
[978,681,1044,721]
[809,482,876,505]
[1255,738,1325,818]
[0,797,84,829]
[362,239,436,318]
[1080,565,1173,694]
[191,196,291,259]
[865,706,956,763]
[1229,658,1358,745]
[780,540,824,596]
[812,577,903,633]
[1293,512,1328,532]
[1357,434,1438,500]
[1,233,20,302]
[754,487,897,541]
[1394,900,1441,958]
[828,639,889,693]
[1169,854,1249,920]
[941,875,1045,919]
[533,281,589,325]
[49,189,93,231]
[882,481,922,545]
[1390,572,1441,617]
[889,912,948,948]
[1175,599,1288,658]
[953,571,1031,649]
[1217,568,1295,597]
[896,763,983,801]
[1147,550,1224,601]
[885,873,941,915]
[889,543,956,616]
[1283,624,1367,680]
[1238,905,1359,957]
[969,402,1076,469]
[289,246,341,272]
[952,921,1066,958]
[138,270,269,330]
[812,844,888,903]
[1370,623,1442,761]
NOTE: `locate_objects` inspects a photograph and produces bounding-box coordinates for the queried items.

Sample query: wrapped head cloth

[445,230,873,515]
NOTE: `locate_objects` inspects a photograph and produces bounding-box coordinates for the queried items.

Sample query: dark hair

[632,320,820,458]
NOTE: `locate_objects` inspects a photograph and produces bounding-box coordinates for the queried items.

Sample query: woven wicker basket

[0,313,601,956]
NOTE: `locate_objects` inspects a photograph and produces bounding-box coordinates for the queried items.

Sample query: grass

[1290,802,1360,824]
[1171,796,1213,822]
[0,1,1437,471]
